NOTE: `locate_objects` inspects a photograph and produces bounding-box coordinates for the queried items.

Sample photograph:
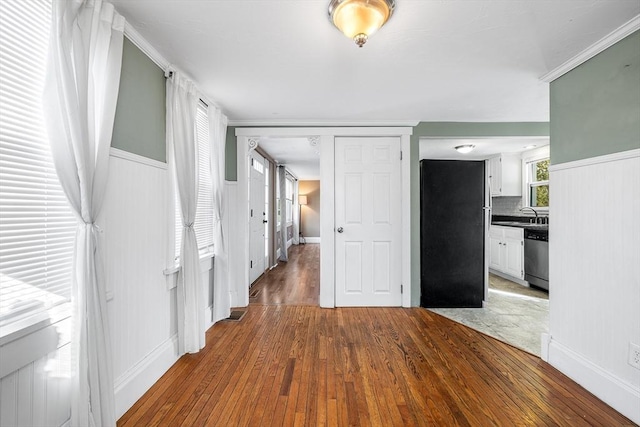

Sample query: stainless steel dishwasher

[524,228,549,291]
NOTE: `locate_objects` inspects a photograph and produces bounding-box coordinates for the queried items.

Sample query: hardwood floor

[118,245,633,426]
[250,244,320,306]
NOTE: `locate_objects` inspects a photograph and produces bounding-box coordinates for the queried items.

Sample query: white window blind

[0,0,76,328]
[175,102,213,258]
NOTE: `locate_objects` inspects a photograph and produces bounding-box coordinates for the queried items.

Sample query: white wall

[101,150,179,418]
[547,149,640,423]
[0,149,221,425]
[0,321,71,426]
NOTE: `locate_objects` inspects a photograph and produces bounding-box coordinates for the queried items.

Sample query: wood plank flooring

[250,244,320,306]
[118,244,633,426]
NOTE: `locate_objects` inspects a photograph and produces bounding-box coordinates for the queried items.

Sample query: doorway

[249,151,266,284]
[233,128,413,309]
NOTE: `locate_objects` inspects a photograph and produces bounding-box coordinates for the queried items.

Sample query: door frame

[234,127,413,308]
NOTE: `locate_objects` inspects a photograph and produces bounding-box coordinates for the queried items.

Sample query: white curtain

[43,0,123,425]
[208,106,230,323]
[167,72,205,354]
[278,166,288,262]
[293,179,300,245]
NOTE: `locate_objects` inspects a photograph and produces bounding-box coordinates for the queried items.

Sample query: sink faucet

[520,207,538,222]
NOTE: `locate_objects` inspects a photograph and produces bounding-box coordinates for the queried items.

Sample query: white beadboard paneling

[100,153,178,418]
[225,182,240,307]
[113,335,178,418]
[549,150,640,423]
[0,343,71,427]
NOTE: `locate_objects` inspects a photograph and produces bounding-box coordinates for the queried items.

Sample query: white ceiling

[110,0,638,172]
[419,137,549,161]
[258,137,321,180]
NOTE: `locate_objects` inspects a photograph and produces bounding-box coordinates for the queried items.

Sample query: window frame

[0,0,75,343]
[522,149,550,214]
[173,101,214,261]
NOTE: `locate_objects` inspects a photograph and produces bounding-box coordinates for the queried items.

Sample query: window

[0,0,76,329]
[174,102,213,258]
[285,176,293,223]
[525,158,549,209]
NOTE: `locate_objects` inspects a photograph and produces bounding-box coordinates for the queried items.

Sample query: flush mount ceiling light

[455,144,475,154]
[328,0,395,48]
[523,144,537,149]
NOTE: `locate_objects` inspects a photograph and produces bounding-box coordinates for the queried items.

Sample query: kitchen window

[525,158,549,209]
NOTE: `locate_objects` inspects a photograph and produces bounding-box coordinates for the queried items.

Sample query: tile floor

[428,274,549,356]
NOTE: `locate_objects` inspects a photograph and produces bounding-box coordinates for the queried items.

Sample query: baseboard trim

[114,335,179,419]
[303,237,320,244]
[548,338,640,424]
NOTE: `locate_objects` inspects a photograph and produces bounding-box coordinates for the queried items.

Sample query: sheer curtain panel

[167,72,205,354]
[209,106,230,323]
[42,0,124,425]
[278,166,288,262]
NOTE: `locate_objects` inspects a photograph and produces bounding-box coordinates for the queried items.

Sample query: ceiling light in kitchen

[454,144,475,154]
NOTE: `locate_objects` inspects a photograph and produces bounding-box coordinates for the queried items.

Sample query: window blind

[175,103,213,258]
[0,0,76,328]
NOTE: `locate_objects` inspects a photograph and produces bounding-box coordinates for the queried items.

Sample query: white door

[249,152,266,284]
[335,137,402,306]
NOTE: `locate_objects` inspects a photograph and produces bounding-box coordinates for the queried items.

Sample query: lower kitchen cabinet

[489,225,524,279]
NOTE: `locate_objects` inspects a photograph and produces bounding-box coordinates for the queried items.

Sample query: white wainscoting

[548,149,640,424]
[0,341,71,426]
[225,181,241,308]
[101,150,180,418]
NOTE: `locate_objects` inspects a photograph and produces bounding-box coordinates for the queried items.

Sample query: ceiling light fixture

[455,144,475,154]
[523,145,537,149]
[328,0,395,48]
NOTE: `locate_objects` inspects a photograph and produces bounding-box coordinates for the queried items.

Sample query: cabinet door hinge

[400,284,403,294]
[400,151,403,160]
[251,208,253,217]
[250,260,253,268]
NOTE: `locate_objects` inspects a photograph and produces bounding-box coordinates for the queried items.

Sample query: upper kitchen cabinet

[488,154,521,197]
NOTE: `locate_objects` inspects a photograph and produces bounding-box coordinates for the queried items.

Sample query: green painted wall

[409,122,550,306]
[550,31,640,165]
[112,37,166,162]
[225,126,237,181]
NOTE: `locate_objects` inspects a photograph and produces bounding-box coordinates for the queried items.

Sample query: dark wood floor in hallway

[118,244,633,426]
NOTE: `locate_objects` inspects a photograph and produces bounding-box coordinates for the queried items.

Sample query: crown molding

[123,22,169,72]
[227,119,420,127]
[540,15,640,82]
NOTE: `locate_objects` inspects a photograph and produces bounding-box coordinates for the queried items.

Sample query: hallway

[249,244,320,306]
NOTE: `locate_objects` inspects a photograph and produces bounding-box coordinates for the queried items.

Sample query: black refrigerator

[420,160,487,308]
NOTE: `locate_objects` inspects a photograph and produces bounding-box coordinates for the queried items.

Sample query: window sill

[164,252,214,290]
[0,302,70,346]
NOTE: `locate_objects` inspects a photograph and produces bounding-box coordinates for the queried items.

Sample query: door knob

[337,227,344,233]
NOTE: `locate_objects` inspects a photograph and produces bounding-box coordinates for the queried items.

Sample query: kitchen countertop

[491,215,548,231]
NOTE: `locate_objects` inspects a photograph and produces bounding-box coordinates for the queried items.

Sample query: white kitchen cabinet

[488,154,521,197]
[489,225,524,279]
